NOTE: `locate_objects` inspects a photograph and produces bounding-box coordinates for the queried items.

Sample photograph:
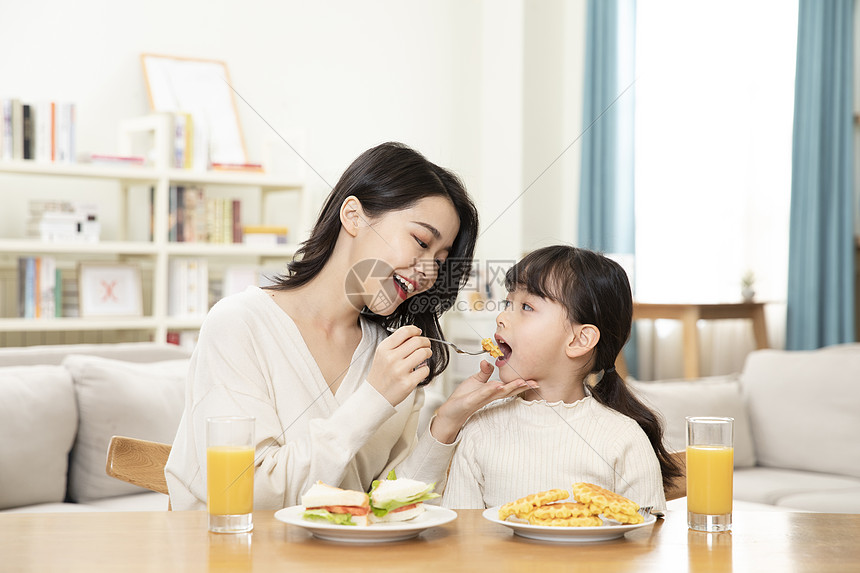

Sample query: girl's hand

[429,360,537,444]
[367,325,432,406]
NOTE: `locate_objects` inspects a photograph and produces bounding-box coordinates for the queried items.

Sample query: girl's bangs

[504,254,571,304]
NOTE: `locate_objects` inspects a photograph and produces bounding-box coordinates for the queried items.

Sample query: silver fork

[384,326,490,356]
[426,337,489,356]
[639,506,664,519]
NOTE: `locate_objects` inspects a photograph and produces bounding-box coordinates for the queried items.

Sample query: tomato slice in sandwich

[391,503,418,513]
[317,505,370,516]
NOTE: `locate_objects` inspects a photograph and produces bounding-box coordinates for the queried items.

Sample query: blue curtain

[579,0,638,372]
[579,0,636,253]
[786,0,855,350]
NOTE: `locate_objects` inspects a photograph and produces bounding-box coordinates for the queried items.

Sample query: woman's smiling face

[347,195,460,316]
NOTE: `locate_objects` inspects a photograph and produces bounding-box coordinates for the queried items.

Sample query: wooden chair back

[664,450,687,501]
[105,436,172,498]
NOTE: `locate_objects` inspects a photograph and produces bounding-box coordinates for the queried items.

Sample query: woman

[165,142,535,510]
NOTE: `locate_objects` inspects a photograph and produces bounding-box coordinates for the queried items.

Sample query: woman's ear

[340,196,363,237]
[566,324,600,358]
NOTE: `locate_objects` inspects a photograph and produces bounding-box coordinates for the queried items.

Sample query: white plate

[275,505,457,543]
[482,506,657,543]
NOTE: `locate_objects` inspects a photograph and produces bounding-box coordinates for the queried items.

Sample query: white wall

[0,0,584,258]
[523,0,586,253]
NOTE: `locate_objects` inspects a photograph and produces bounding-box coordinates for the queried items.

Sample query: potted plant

[741,271,756,302]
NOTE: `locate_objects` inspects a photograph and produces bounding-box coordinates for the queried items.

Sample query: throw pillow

[63,355,189,502]
[0,366,77,509]
[742,348,860,479]
[629,375,757,468]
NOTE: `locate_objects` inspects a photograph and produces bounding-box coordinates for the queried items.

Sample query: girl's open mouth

[495,338,512,365]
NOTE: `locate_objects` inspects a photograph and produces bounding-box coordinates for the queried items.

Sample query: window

[633,0,798,374]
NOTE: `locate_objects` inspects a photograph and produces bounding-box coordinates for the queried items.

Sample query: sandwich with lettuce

[368,471,440,523]
[301,481,371,526]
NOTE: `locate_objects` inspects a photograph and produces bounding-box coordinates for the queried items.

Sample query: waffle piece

[498,488,569,521]
[603,508,644,524]
[571,482,642,524]
[526,514,603,527]
[529,501,597,521]
[481,338,503,358]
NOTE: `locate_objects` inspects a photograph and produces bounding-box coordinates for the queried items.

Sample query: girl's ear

[566,324,600,358]
[340,196,364,237]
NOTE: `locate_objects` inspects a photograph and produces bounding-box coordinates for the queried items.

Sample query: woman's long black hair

[504,245,682,490]
[269,142,479,386]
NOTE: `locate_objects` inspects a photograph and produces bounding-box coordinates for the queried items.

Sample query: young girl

[165,142,534,510]
[441,245,682,511]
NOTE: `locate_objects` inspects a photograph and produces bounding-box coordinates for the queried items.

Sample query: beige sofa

[0,343,190,513]
[3,340,858,514]
[631,343,860,513]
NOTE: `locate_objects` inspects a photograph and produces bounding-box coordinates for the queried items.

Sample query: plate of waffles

[483,507,657,543]
[483,484,657,543]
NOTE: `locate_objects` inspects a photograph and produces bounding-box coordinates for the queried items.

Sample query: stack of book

[159,186,243,244]
[26,200,100,242]
[168,258,209,318]
[1,99,76,162]
[17,256,61,318]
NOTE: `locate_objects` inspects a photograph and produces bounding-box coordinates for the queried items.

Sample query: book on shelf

[61,274,79,318]
[89,153,145,166]
[232,199,242,243]
[172,112,194,169]
[168,185,184,243]
[55,102,75,163]
[0,98,75,163]
[210,162,264,173]
[17,256,61,319]
[34,101,53,163]
[181,187,206,242]
[21,104,33,160]
[168,258,209,318]
[1,99,22,160]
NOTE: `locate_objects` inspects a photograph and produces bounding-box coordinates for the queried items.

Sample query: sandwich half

[369,476,440,523]
[301,481,371,526]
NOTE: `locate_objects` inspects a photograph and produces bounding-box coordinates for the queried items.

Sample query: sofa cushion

[629,375,756,467]
[774,487,860,513]
[741,348,860,479]
[733,466,860,510]
[0,366,78,510]
[63,355,189,502]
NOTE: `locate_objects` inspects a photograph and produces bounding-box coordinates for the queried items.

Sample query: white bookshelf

[0,160,308,344]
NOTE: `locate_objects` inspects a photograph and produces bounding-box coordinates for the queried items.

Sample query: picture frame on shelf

[141,53,247,170]
[78,263,143,318]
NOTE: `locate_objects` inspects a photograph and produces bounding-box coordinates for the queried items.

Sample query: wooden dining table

[2,509,858,571]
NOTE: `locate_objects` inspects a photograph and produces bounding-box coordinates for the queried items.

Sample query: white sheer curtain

[633,0,798,380]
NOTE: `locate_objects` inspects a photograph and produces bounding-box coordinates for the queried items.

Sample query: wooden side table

[616,302,769,380]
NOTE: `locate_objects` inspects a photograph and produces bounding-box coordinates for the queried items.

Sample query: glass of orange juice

[686,416,733,532]
[207,416,255,533]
